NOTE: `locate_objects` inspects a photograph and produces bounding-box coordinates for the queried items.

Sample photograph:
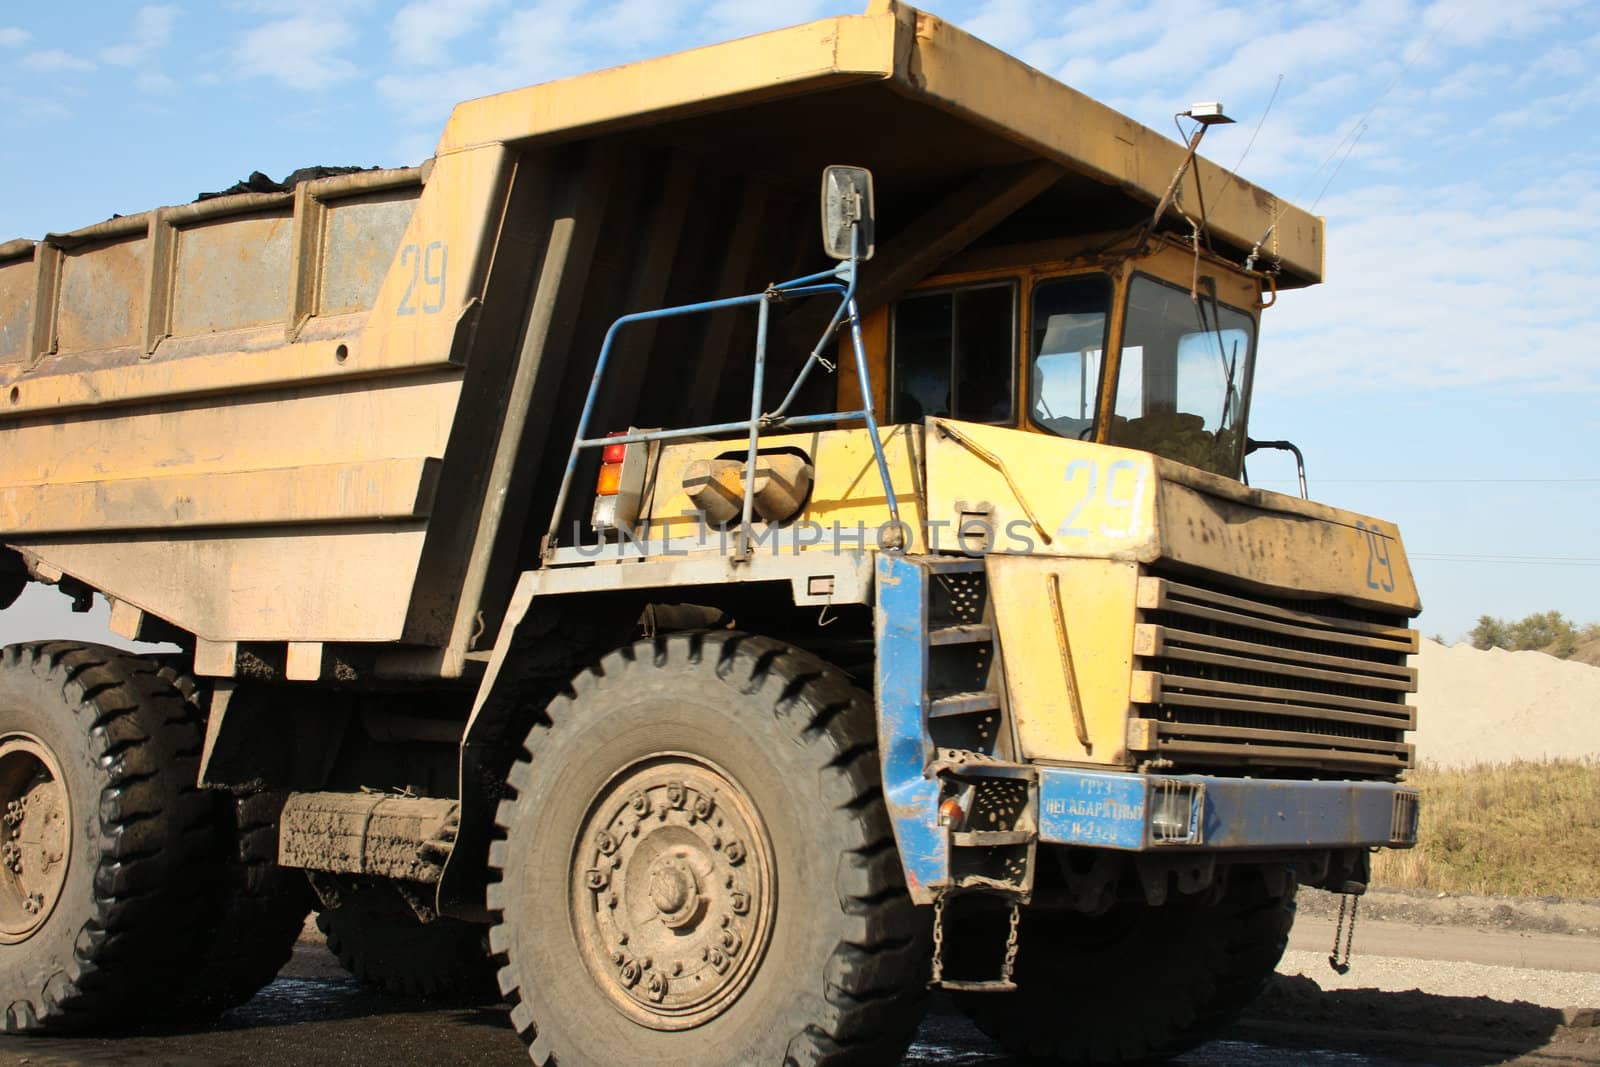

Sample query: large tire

[318,886,496,1000]
[957,872,1297,1063]
[169,790,313,1015]
[0,643,221,1032]
[487,632,928,1066]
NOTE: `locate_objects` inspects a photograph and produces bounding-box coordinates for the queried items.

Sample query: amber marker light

[938,798,965,828]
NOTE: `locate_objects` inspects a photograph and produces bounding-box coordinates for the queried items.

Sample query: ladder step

[925,557,986,574]
[950,830,1035,847]
[928,691,1001,718]
[936,978,1018,993]
[929,623,993,646]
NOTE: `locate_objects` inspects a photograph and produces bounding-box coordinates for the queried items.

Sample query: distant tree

[1510,611,1578,658]
[1470,611,1589,658]
[1470,615,1511,650]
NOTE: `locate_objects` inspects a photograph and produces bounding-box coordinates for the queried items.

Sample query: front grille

[1131,573,1417,778]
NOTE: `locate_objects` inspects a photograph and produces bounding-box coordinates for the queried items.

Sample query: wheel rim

[570,753,776,1031]
[0,732,72,944]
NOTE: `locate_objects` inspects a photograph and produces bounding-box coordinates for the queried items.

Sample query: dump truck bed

[0,2,1324,681]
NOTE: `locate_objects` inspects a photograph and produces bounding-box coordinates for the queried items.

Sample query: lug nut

[731,891,750,915]
[725,840,746,865]
[692,795,714,819]
[586,868,609,891]
[630,792,651,816]
[596,831,618,855]
[620,961,640,986]
[647,973,668,1002]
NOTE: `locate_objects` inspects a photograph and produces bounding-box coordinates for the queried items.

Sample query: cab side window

[1029,274,1113,440]
[890,281,1016,424]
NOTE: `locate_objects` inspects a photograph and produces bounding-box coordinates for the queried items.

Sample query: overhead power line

[1410,554,1600,567]
[1253,477,1600,485]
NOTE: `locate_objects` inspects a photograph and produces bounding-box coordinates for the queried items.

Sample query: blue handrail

[543,224,899,562]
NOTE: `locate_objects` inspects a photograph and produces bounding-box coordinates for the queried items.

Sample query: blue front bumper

[1036,767,1419,851]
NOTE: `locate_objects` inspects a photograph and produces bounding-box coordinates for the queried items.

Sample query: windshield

[1107,274,1256,475]
[1029,274,1113,439]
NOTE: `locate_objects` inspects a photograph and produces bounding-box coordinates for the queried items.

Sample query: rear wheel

[169,790,313,1015]
[318,885,495,1000]
[0,643,221,1032]
[956,871,1297,1063]
[487,632,928,1066]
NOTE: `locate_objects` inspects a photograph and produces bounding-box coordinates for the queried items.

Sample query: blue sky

[1,0,1597,645]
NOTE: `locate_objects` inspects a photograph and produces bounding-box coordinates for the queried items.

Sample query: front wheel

[487,632,929,1066]
[318,885,495,1000]
[957,870,1297,1063]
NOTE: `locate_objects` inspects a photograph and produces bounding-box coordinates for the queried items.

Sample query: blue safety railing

[543,224,899,561]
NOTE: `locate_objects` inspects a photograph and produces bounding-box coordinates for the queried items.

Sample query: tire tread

[487,631,928,1066]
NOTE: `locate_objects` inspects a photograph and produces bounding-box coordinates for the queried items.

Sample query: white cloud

[373,0,843,146]
[236,14,359,90]
[1263,170,1600,395]
[390,0,505,67]
[376,0,704,137]
[701,0,829,38]
[1418,0,1585,49]
[21,49,95,73]
[0,27,29,48]
[136,71,177,94]
[100,5,179,66]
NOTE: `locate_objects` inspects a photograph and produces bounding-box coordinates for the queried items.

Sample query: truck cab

[862,235,1261,480]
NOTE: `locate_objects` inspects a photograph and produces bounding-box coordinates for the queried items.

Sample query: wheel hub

[0,733,71,944]
[572,755,774,1030]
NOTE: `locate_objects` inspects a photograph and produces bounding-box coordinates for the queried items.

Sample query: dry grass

[1372,759,1600,899]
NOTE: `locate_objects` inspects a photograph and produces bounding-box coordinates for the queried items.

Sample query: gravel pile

[1412,639,1600,767]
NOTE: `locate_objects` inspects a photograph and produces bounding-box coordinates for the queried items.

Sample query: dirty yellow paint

[988,555,1142,766]
[645,426,926,552]
[924,418,1159,560]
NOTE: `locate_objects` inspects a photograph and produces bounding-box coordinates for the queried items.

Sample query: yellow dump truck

[0,3,1420,1062]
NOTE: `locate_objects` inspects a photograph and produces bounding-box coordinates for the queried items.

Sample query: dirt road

[2,891,1596,1066]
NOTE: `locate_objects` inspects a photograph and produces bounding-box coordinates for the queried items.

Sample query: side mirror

[820,165,875,261]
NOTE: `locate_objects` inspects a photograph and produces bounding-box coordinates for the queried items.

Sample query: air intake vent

[1131,573,1417,778]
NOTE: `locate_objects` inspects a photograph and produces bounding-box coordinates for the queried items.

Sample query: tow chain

[1329,892,1359,975]
[929,894,1022,988]
[1000,900,1020,984]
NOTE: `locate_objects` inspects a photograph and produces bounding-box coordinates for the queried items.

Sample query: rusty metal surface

[54,236,147,354]
[319,191,419,316]
[277,793,458,883]
[170,212,294,336]
[0,258,30,365]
